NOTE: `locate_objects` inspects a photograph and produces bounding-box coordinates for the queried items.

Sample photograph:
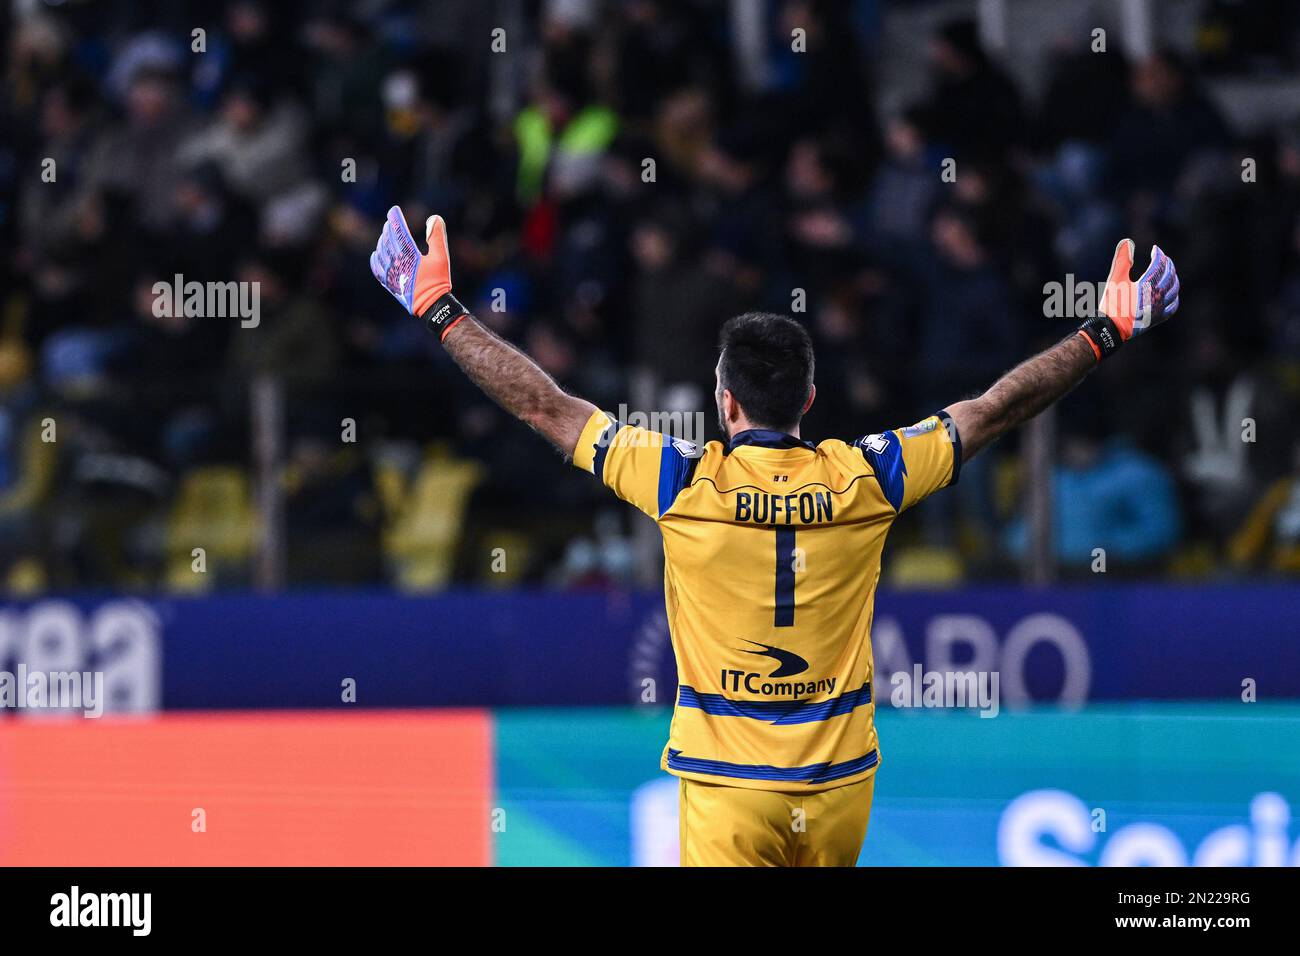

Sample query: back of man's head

[718,312,815,433]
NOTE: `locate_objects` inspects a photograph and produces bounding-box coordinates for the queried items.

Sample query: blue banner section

[869,584,1300,705]
[0,585,1295,710]
[155,591,657,709]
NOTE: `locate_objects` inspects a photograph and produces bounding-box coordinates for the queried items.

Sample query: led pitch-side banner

[494,704,1300,867]
[0,711,492,866]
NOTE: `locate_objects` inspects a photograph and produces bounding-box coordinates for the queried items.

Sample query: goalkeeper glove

[1077,238,1180,361]
[370,205,470,341]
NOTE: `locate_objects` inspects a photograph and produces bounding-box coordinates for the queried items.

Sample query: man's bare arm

[943,238,1182,463]
[442,317,597,457]
[944,334,1096,463]
[368,208,597,457]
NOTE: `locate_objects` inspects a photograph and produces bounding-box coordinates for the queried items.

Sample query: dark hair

[718,313,815,432]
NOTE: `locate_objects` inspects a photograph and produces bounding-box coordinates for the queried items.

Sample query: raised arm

[945,239,1181,462]
[945,334,1095,461]
[440,317,596,455]
[370,206,595,456]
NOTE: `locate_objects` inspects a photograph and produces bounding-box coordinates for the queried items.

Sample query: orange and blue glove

[1077,238,1180,361]
[370,205,470,341]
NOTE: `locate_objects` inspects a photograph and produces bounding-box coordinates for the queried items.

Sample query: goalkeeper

[371,208,1179,867]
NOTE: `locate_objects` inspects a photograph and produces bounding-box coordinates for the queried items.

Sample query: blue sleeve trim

[656,439,699,516]
[936,409,962,486]
[855,433,907,512]
[591,419,619,483]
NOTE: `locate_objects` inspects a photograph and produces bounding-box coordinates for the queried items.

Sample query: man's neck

[728,420,800,440]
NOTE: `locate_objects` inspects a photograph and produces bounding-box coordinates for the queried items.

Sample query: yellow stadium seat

[383,444,483,591]
[479,530,532,587]
[372,457,409,520]
[165,466,257,591]
[886,546,965,589]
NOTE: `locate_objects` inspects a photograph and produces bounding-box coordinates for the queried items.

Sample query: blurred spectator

[302,8,392,142]
[915,17,1026,157]
[178,77,306,201]
[1008,429,1182,573]
[87,64,196,233]
[284,428,383,586]
[1110,50,1231,204]
[629,208,737,399]
[513,67,618,206]
[864,108,940,252]
[192,1,302,108]
[226,255,339,391]
[915,203,1017,405]
[17,76,101,265]
[177,76,326,243]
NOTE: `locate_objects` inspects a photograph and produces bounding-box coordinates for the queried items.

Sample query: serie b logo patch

[901,418,938,438]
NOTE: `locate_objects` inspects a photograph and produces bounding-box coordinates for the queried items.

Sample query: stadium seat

[372,456,410,522]
[0,414,58,514]
[886,546,965,588]
[478,530,532,587]
[165,466,257,591]
[383,444,484,591]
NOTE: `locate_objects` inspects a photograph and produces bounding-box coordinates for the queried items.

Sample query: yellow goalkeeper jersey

[572,408,961,792]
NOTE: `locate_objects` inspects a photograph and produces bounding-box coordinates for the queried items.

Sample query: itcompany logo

[721,642,834,698]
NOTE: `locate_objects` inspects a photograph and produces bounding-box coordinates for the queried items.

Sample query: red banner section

[0,710,492,866]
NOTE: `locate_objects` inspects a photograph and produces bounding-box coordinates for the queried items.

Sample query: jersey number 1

[774,527,796,627]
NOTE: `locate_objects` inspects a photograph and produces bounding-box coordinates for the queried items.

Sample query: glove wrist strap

[1077,315,1122,362]
[419,292,470,342]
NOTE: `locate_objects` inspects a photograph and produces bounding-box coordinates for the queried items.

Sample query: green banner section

[494,704,1300,866]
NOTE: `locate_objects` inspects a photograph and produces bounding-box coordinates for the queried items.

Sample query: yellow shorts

[678,774,874,867]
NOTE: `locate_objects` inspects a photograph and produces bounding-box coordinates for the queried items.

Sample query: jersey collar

[725,429,816,454]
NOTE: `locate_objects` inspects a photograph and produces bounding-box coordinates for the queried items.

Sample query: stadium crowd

[1,0,1299,590]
